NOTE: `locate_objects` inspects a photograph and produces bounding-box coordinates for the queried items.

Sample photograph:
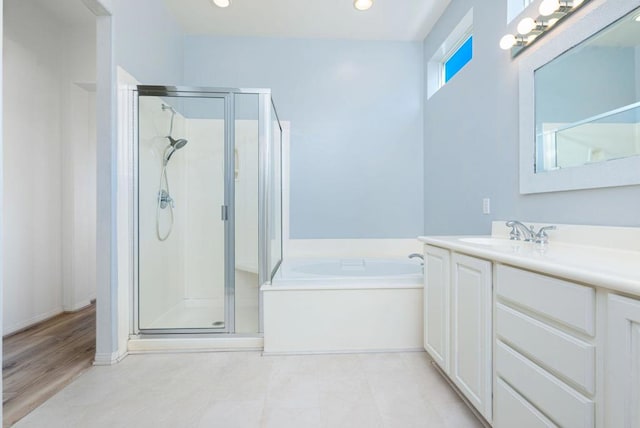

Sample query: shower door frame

[132,85,278,336]
[134,86,229,334]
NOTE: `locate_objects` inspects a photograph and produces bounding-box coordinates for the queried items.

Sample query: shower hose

[156,146,174,241]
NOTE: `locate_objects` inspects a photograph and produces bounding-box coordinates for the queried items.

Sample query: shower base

[143,298,259,334]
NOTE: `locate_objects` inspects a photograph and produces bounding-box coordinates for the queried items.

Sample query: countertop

[418,235,640,298]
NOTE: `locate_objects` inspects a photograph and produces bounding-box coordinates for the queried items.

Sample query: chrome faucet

[534,225,557,244]
[505,220,535,242]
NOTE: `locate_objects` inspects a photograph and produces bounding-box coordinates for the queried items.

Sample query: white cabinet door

[451,253,492,422]
[424,245,450,372]
[606,294,640,428]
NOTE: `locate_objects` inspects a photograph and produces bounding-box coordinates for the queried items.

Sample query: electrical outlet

[482,198,491,215]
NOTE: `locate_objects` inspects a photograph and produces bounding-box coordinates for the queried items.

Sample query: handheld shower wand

[156,104,189,241]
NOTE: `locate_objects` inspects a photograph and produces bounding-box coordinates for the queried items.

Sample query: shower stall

[134,86,282,335]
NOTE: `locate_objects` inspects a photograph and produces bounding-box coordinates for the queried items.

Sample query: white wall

[137,101,260,330]
[1,3,3,423]
[3,0,96,334]
[61,21,98,312]
[183,119,225,302]
[137,96,187,327]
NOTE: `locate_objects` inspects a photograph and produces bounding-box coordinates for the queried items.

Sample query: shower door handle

[221,205,228,221]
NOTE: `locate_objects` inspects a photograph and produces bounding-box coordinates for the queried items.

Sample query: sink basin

[458,237,514,246]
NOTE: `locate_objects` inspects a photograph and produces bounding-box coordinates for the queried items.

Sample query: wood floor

[3,304,96,427]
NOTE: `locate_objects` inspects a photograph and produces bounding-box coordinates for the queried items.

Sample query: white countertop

[418,235,640,298]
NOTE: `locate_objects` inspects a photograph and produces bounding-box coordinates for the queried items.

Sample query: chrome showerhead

[163,136,188,165]
[168,136,188,149]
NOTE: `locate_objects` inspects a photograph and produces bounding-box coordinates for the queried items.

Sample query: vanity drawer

[496,265,595,336]
[496,341,594,428]
[496,303,595,395]
[495,377,556,428]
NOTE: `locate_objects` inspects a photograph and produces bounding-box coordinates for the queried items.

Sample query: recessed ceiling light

[213,0,230,8]
[354,0,373,11]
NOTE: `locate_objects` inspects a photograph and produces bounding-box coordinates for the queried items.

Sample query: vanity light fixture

[354,0,373,11]
[500,0,591,56]
[212,0,230,8]
[517,17,538,34]
[539,0,560,16]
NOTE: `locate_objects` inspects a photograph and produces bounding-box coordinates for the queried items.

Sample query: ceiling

[164,0,451,41]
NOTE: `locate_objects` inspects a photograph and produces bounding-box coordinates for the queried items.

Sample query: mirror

[519,0,640,194]
[535,8,640,173]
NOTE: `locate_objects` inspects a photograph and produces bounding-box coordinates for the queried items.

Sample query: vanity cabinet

[451,253,492,420]
[605,294,640,428]
[423,245,492,422]
[494,265,596,428]
[424,245,450,371]
[420,224,640,428]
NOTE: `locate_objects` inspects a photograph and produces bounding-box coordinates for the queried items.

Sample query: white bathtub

[263,258,424,354]
[272,258,422,288]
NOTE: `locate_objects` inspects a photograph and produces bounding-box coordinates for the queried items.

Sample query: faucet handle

[535,225,557,244]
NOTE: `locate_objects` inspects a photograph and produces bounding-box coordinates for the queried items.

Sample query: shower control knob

[158,190,174,209]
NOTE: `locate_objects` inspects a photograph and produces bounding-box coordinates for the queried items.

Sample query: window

[507,0,534,23]
[426,9,473,99]
[444,35,473,83]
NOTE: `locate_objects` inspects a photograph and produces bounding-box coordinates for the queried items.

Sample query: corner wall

[3,1,97,334]
[422,0,640,235]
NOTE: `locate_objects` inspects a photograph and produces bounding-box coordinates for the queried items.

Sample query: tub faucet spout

[409,253,424,262]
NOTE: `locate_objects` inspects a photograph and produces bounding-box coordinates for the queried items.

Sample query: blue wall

[184,36,424,239]
[112,0,184,85]
[422,0,640,235]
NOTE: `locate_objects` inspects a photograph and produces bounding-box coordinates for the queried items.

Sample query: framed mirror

[519,0,640,194]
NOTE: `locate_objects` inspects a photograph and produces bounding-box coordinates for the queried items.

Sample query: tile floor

[15,351,483,428]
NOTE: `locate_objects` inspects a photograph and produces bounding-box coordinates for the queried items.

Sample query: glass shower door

[137,91,232,333]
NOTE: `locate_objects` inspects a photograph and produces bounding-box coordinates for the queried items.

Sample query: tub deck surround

[269,257,423,290]
[262,257,424,354]
[419,222,640,297]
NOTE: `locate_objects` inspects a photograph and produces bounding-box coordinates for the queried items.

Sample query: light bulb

[517,17,536,35]
[635,14,640,22]
[539,0,560,16]
[354,0,373,11]
[572,0,584,7]
[500,34,517,50]
[213,0,230,7]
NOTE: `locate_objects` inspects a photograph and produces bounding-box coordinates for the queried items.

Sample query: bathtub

[272,258,422,287]
[263,258,424,354]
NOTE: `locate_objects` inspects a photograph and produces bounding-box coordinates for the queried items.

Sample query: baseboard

[3,307,65,337]
[261,347,424,357]
[93,350,127,366]
[128,336,264,353]
[64,299,94,312]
